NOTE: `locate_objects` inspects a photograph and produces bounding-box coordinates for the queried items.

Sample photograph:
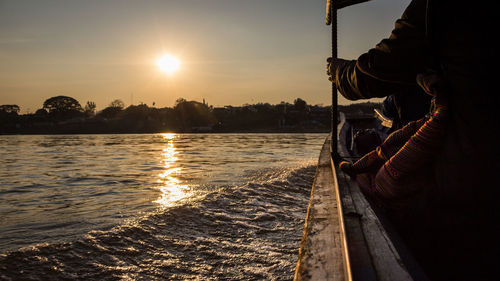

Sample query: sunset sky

[0,0,410,113]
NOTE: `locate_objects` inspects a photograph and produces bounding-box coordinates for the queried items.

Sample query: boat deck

[294,125,427,280]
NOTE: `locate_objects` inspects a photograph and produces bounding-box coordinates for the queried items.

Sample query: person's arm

[329,0,429,101]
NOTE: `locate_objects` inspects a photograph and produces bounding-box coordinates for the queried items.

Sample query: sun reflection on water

[154,133,190,207]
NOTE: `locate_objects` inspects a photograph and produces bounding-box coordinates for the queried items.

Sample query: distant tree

[42,96,83,120]
[174,99,216,129]
[254,102,273,112]
[84,101,96,116]
[294,98,308,112]
[122,104,150,120]
[97,100,125,119]
[109,99,124,109]
[43,96,83,114]
[98,107,120,119]
[276,101,292,114]
[35,108,48,116]
[32,108,49,123]
[175,98,187,106]
[0,104,20,114]
[0,104,21,126]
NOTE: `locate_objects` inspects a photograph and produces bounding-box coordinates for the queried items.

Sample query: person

[381,87,431,132]
[352,128,381,155]
[326,1,497,280]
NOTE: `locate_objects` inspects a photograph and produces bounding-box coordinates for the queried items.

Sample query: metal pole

[331,3,338,156]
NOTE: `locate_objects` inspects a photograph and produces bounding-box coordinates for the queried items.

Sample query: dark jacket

[382,88,431,131]
[333,1,498,280]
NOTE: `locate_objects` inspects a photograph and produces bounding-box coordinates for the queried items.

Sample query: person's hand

[326,57,350,83]
[326,57,335,82]
[416,69,448,107]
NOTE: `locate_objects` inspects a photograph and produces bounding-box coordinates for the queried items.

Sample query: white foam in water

[0,133,325,280]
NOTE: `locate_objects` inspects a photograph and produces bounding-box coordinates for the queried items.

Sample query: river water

[0,133,326,280]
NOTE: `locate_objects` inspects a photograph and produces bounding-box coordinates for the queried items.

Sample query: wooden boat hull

[294,114,429,281]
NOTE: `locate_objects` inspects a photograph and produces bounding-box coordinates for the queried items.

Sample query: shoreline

[0,130,330,136]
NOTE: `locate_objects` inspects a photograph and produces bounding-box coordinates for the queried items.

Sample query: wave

[0,164,316,281]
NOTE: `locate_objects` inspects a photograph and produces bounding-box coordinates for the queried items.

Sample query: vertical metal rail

[328,0,374,159]
[330,2,338,156]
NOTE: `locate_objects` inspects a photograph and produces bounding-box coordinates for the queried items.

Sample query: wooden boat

[293,2,432,278]
[294,111,432,281]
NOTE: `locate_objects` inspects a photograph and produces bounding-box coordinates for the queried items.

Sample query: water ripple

[0,133,326,280]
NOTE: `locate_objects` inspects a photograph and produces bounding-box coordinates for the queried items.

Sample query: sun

[156,54,180,74]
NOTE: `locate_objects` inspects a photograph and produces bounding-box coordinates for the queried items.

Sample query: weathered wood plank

[334,159,378,281]
[336,170,414,281]
[335,112,418,281]
[294,137,346,281]
[296,114,420,280]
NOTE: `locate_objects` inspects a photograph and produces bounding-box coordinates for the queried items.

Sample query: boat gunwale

[294,113,428,281]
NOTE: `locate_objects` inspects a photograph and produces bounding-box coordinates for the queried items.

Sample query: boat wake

[0,164,316,280]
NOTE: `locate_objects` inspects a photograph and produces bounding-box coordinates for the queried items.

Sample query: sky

[0,0,410,113]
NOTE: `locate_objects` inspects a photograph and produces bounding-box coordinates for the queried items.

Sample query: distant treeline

[0,96,381,134]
